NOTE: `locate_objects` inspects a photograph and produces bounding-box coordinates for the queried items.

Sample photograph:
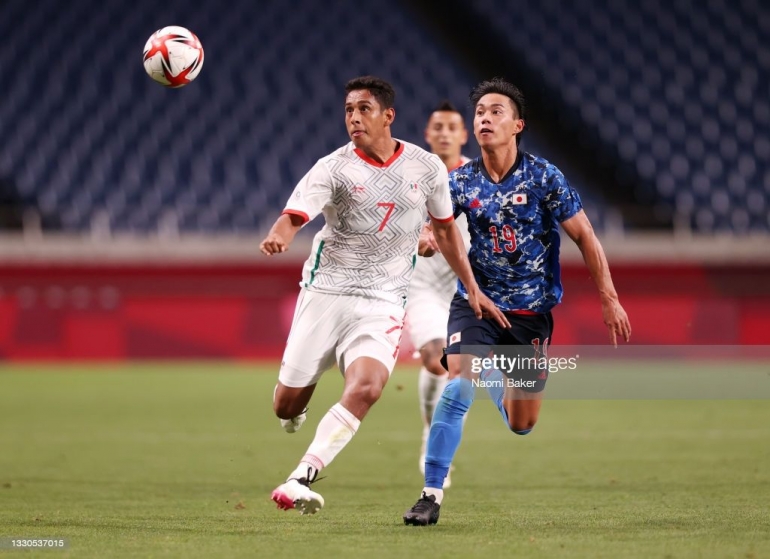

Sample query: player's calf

[274,383,315,433]
[505,413,538,435]
[501,395,542,434]
[273,383,315,419]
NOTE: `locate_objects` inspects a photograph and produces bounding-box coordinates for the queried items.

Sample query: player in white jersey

[406,101,471,487]
[259,76,510,515]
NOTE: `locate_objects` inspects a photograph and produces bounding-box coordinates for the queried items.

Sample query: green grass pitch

[1,363,769,558]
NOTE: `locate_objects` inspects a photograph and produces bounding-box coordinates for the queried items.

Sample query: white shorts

[278,289,406,388]
[405,288,452,352]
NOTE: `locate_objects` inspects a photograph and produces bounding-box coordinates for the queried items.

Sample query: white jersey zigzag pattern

[283,141,453,305]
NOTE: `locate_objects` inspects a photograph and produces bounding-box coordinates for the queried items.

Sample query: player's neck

[481,144,519,183]
[439,153,462,172]
[359,136,399,164]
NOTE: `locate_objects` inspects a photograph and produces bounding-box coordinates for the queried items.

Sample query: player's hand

[601,297,631,347]
[467,287,511,329]
[260,233,289,256]
[418,224,439,257]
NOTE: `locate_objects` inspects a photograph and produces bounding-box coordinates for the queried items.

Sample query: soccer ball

[142,26,204,88]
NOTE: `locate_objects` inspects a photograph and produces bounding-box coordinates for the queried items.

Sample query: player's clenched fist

[260,233,288,256]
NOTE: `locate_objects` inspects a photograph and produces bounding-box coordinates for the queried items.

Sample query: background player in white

[259,76,510,515]
[406,101,471,486]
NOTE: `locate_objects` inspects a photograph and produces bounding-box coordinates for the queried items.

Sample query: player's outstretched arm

[431,218,510,329]
[259,213,306,256]
[561,210,631,347]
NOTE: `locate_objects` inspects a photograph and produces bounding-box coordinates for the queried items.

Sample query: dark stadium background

[1,0,768,356]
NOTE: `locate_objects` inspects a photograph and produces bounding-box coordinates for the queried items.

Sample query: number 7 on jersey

[377,202,395,232]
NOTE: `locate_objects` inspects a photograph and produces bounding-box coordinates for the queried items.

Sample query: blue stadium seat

[0,0,620,234]
[469,0,769,232]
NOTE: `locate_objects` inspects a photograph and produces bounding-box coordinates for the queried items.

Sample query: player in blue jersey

[403,78,631,526]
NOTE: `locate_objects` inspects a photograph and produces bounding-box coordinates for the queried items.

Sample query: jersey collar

[480,150,523,184]
[354,141,404,168]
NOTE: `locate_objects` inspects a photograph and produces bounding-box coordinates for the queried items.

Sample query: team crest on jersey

[407,182,423,202]
[352,184,365,194]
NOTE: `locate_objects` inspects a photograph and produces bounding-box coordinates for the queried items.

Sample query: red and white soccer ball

[143,26,204,88]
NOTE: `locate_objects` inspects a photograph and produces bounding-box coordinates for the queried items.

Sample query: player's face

[345,89,394,149]
[425,111,468,160]
[474,93,524,149]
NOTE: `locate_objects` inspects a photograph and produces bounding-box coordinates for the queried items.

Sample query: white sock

[418,366,448,428]
[423,487,444,505]
[287,403,360,482]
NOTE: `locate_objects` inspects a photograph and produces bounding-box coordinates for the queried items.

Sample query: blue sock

[480,369,510,425]
[424,377,474,488]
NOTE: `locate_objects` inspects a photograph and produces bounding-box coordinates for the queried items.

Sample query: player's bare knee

[346,378,384,407]
[421,340,447,376]
[425,354,446,376]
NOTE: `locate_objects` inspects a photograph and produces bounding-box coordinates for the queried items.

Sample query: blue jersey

[450,152,582,313]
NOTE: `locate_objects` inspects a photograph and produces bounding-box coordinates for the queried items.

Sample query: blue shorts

[442,293,554,393]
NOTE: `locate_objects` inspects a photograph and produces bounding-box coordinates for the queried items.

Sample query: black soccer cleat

[403,492,441,526]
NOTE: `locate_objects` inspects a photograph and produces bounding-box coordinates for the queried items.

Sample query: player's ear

[515,119,525,135]
[384,107,395,126]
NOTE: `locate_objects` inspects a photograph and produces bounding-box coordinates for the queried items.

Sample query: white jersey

[283,140,453,305]
[408,156,472,302]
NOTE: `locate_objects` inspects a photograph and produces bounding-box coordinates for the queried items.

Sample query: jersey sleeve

[282,159,333,224]
[426,165,454,223]
[542,165,583,223]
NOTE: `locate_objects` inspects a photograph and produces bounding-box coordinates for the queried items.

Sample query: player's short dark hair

[470,78,526,145]
[433,100,461,114]
[470,78,526,120]
[345,76,396,110]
